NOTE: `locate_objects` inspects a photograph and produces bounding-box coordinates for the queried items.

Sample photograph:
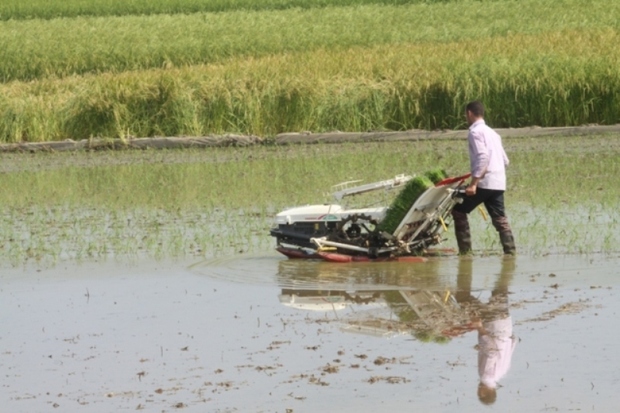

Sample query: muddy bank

[2,124,619,153]
[273,123,620,144]
[0,135,264,153]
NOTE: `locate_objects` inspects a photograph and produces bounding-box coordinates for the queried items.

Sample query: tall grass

[0,0,618,82]
[1,29,619,142]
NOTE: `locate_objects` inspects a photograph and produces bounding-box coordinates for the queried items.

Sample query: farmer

[452,101,516,255]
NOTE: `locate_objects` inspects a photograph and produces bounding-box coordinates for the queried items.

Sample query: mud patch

[519,300,592,323]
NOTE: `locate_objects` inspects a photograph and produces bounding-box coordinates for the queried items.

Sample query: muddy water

[2,253,619,413]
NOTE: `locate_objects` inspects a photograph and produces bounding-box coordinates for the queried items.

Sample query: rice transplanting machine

[269,170,471,262]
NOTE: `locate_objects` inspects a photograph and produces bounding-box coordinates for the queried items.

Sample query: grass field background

[1,0,619,142]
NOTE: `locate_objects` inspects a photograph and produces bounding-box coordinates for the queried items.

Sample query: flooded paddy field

[2,253,619,412]
[1,135,619,264]
[1,135,620,411]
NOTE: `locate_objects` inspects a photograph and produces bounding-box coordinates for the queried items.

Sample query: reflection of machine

[278,287,473,340]
[269,173,470,262]
[278,288,406,338]
[278,289,380,312]
[274,258,467,339]
[399,290,471,338]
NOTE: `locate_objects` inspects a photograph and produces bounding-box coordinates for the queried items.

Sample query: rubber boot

[499,231,516,255]
[452,210,472,255]
[491,216,516,255]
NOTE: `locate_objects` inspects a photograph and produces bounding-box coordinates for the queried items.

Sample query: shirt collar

[469,119,486,130]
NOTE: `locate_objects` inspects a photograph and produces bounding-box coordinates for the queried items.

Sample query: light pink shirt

[478,316,517,388]
[468,119,509,190]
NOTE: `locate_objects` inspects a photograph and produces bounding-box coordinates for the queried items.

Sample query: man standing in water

[452,101,516,255]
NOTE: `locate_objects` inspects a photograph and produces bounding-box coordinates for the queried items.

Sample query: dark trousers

[453,189,509,230]
[452,188,515,253]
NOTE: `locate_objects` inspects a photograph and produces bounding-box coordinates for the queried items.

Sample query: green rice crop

[1,28,619,142]
[0,0,456,21]
[1,0,619,142]
[1,0,618,83]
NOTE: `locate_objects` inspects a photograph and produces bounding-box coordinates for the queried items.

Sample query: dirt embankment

[1,124,619,153]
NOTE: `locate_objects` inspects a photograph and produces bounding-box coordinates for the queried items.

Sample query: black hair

[466,101,485,117]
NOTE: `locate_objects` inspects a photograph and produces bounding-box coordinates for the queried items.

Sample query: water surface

[2,253,619,412]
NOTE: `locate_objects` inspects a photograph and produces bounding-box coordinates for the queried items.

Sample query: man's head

[477,383,497,405]
[465,101,485,126]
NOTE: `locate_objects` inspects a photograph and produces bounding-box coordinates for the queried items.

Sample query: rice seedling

[377,175,433,235]
[1,136,618,210]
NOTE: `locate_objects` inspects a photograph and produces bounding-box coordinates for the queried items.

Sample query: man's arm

[471,318,488,336]
[466,176,483,196]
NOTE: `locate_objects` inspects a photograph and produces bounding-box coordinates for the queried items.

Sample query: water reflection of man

[455,257,517,405]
